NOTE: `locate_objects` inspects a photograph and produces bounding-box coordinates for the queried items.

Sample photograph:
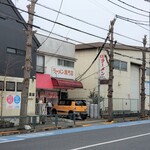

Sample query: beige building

[68,42,150,112]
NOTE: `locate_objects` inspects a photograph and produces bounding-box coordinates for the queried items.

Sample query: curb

[0,130,26,136]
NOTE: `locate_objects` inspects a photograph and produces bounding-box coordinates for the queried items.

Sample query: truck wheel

[81,115,87,120]
[52,109,57,114]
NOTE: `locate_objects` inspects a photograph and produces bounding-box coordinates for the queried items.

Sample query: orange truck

[52,99,88,120]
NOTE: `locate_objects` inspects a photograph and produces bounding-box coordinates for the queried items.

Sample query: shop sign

[6,95,21,109]
[52,66,75,79]
[45,91,58,99]
[100,54,107,80]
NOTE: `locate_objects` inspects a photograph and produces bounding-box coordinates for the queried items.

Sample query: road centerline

[70,132,150,150]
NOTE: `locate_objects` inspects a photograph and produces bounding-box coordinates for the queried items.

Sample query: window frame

[7,47,16,54]
[17,82,23,92]
[7,47,25,56]
[113,59,127,71]
[0,81,4,91]
[36,55,45,73]
[6,81,15,91]
[58,59,74,68]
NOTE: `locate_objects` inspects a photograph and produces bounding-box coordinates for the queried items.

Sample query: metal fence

[0,114,75,130]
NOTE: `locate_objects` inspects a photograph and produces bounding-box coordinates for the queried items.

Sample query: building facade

[0,0,40,116]
[35,33,83,113]
[69,42,150,113]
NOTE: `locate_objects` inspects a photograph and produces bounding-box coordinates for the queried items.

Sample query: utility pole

[140,35,147,118]
[107,18,116,122]
[19,0,37,127]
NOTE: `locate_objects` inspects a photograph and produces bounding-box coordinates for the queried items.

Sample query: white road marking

[0,139,24,144]
[0,139,9,140]
[70,132,150,150]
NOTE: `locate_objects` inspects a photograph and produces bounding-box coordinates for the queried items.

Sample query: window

[6,81,15,91]
[113,60,120,70]
[113,59,127,71]
[36,55,45,73]
[58,59,74,68]
[75,100,86,106]
[58,100,71,105]
[146,68,150,76]
[7,48,16,54]
[7,47,25,56]
[0,81,4,90]
[58,59,64,66]
[58,100,65,105]
[65,100,72,106]
[17,82,23,91]
[64,60,74,67]
[17,50,25,56]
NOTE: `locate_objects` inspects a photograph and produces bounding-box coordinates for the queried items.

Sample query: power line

[87,0,116,15]
[0,1,106,41]
[76,18,117,81]
[6,10,147,53]
[1,1,144,45]
[2,11,149,81]
[1,2,148,57]
[107,0,149,17]
[0,9,146,53]
[29,1,143,44]
[117,0,149,13]
[116,15,149,32]
[39,0,64,46]
[75,35,109,81]
[116,15,149,26]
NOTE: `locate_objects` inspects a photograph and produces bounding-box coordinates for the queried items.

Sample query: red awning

[36,73,53,89]
[51,78,83,89]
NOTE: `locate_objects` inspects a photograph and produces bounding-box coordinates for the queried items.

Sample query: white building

[35,33,83,107]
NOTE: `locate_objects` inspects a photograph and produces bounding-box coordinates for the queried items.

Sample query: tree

[88,89,104,104]
[19,0,37,128]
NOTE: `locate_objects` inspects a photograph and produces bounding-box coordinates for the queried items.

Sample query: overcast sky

[12,0,150,47]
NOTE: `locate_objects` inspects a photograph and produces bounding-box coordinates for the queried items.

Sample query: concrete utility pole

[19,0,37,127]
[140,35,147,118]
[107,18,116,122]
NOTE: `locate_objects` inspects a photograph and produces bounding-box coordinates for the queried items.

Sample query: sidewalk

[0,116,147,136]
[0,118,107,136]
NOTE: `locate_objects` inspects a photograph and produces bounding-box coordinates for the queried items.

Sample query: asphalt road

[1,120,150,150]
